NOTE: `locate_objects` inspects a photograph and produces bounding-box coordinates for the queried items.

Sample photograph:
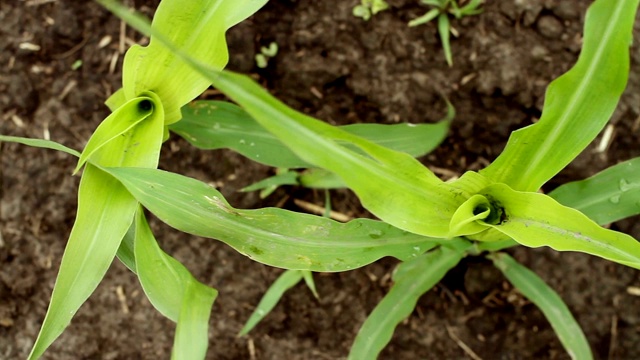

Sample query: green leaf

[99,166,441,271]
[104,0,268,125]
[371,0,389,14]
[408,8,440,27]
[240,170,299,198]
[301,270,319,299]
[353,5,372,21]
[481,0,639,191]
[454,0,483,18]
[30,70,166,359]
[490,253,592,360]
[28,166,139,359]
[239,270,304,336]
[171,100,306,168]
[550,157,640,225]
[0,135,80,158]
[298,168,346,189]
[116,222,137,273]
[173,279,217,360]
[133,209,216,359]
[171,100,450,168]
[477,183,640,269]
[339,117,451,157]
[349,241,469,359]
[203,70,464,237]
[476,156,640,253]
[437,13,452,66]
[74,95,155,173]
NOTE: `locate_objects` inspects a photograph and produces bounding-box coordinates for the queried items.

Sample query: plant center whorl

[138,99,153,112]
[472,196,505,225]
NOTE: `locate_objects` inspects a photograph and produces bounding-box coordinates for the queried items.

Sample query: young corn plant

[409,0,483,66]
[2,0,640,359]
[2,0,269,358]
[112,0,637,358]
[0,0,447,358]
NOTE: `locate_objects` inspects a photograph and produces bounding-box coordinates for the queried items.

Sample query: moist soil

[2,1,640,359]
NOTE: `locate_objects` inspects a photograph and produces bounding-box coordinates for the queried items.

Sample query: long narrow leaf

[29,68,166,359]
[490,253,592,360]
[481,0,639,192]
[239,270,304,336]
[171,100,451,168]
[550,157,640,225]
[99,166,441,271]
[479,183,640,269]
[348,240,469,359]
[134,209,217,359]
[173,279,217,360]
[0,135,80,158]
[28,166,139,359]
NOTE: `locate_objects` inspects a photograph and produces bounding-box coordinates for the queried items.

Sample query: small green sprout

[352,0,389,21]
[71,59,83,70]
[409,0,483,66]
[255,41,278,69]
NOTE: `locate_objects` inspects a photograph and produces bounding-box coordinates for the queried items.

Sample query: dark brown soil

[2,1,640,359]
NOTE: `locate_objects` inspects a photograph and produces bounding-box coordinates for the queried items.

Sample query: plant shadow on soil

[1,0,640,359]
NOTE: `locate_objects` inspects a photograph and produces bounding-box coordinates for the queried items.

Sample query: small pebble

[537,15,563,39]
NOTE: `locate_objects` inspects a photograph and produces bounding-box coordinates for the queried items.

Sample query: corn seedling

[2,0,640,359]
[409,0,483,66]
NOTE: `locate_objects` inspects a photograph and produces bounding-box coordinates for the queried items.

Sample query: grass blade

[481,0,639,191]
[238,270,304,336]
[490,253,592,360]
[100,166,441,271]
[348,240,469,359]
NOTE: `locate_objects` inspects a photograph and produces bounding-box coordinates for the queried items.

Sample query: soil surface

[2,0,640,359]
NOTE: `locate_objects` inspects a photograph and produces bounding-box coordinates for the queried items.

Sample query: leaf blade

[550,157,640,225]
[0,135,80,158]
[133,209,217,359]
[348,242,468,359]
[481,0,639,191]
[238,270,304,336]
[100,166,441,271]
[480,183,640,269]
[490,253,592,360]
[171,100,450,168]
[28,166,138,359]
